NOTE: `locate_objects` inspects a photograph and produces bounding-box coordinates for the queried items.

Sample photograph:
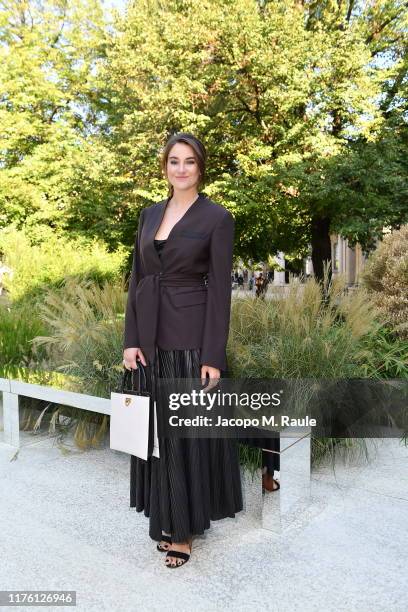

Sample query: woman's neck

[170,188,199,208]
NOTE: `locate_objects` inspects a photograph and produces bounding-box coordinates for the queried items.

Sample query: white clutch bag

[110,365,159,460]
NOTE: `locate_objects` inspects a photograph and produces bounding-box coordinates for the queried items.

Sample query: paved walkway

[0,433,407,611]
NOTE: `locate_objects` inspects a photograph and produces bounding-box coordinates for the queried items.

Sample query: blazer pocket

[180,230,208,240]
[170,288,207,308]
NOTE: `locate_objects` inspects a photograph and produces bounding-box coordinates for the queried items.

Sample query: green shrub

[228,273,377,378]
[229,272,407,469]
[361,225,408,338]
[0,225,128,305]
[31,276,126,398]
[0,303,48,369]
[358,324,408,379]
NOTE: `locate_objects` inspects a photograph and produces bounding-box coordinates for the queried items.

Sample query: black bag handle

[121,362,148,394]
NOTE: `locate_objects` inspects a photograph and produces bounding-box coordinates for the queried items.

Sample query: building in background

[234,234,370,291]
[305,235,367,286]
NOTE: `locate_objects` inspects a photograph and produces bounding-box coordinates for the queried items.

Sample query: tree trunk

[311,216,332,283]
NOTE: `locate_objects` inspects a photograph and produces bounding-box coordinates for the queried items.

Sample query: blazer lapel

[145,197,170,268]
[168,193,205,240]
[148,193,205,267]
[143,192,205,271]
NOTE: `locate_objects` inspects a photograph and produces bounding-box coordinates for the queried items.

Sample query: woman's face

[166,142,200,193]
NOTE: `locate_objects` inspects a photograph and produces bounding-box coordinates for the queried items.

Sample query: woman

[122,133,243,568]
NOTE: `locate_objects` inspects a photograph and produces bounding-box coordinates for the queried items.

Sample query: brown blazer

[123,192,234,372]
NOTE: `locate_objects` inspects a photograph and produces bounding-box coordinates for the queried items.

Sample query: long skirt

[129,346,243,543]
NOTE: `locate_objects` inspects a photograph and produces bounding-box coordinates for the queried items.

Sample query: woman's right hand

[123,347,147,369]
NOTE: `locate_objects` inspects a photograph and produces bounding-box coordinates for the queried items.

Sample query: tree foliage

[0,0,407,274]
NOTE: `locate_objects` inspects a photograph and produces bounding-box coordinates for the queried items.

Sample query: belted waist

[135,272,207,364]
[154,272,207,287]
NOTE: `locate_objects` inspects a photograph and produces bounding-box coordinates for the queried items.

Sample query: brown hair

[160,133,207,198]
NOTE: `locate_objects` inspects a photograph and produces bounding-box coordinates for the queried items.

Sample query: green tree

[99,0,407,275]
[1,1,407,278]
[0,0,128,247]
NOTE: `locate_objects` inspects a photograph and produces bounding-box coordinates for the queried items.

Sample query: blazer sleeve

[123,208,145,350]
[200,210,235,371]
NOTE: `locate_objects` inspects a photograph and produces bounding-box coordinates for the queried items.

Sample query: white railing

[0,376,110,448]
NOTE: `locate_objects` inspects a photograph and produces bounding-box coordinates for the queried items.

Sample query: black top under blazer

[123,192,235,372]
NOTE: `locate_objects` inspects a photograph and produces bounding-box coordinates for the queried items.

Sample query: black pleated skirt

[129,346,243,543]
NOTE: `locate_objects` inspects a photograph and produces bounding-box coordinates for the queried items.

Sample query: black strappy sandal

[165,540,192,568]
[157,534,172,552]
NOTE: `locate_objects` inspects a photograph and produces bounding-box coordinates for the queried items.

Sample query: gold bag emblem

[125,396,132,406]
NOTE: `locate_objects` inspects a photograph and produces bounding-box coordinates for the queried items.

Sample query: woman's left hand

[201,365,220,392]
